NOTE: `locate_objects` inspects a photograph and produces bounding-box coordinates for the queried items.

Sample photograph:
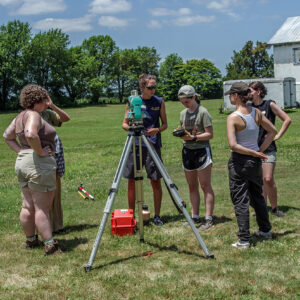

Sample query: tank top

[139,95,162,147]
[15,110,57,151]
[233,107,259,151]
[251,100,276,153]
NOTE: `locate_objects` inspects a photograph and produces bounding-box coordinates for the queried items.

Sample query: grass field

[0,100,299,299]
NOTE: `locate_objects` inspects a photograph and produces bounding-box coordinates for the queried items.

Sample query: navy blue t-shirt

[139,95,162,148]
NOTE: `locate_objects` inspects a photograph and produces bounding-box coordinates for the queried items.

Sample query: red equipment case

[111,209,136,236]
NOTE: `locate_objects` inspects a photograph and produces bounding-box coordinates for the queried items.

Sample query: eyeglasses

[146,86,156,90]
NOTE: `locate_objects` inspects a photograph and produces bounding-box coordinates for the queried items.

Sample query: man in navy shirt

[122,74,168,225]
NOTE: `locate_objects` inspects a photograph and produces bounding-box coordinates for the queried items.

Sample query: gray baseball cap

[224,81,250,95]
[178,85,199,98]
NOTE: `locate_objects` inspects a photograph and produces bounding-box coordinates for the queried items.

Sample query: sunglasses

[145,85,156,90]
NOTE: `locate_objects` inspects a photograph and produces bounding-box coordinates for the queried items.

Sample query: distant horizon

[1,1,300,75]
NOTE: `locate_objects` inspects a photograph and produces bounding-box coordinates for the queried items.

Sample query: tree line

[0,20,274,111]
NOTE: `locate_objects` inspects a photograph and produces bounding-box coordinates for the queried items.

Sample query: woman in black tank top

[249,81,292,217]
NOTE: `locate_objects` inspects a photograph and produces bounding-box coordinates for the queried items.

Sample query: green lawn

[0,100,299,299]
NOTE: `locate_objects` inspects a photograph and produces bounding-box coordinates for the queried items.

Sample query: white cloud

[16,0,66,15]
[90,0,131,14]
[147,20,162,29]
[206,0,245,18]
[33,16,93,32]
[150,7,192,17]
[171,15,216,26]
[98,16,131,28]
[0,0,19,5]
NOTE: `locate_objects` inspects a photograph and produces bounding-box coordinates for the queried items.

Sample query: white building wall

[273,43,300,103]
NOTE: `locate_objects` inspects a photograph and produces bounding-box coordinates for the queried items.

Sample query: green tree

[23,29,70,103]
[134,46,160,76]
[110,47,160,102]
[0,20,31,110]
[158,53,183,100]
[224,41,274,80]
[63,46,97,102]
[82,35,117,103]
[110,48,139,102]
[174,59,222,99]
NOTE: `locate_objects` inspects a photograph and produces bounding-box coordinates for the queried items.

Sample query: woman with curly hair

[3,84,62,255]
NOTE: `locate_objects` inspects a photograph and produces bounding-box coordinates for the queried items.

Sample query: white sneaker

[231,241,250,249]
[254,231,272,239]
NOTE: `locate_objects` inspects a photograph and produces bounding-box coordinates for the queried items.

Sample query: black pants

[228,152,271,242]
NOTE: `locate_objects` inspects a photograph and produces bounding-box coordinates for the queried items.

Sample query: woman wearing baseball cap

[225,81,277,249]
[176,85,215,230]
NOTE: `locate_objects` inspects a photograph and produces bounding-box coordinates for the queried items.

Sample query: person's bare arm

[24,111,51,156]
[227,114,267,159]
[181,126,213,141]
[46,96,70,123]
[3,118,22,154]
[146,100,168,136]
[122,103,131,131]
[270,102,291,141]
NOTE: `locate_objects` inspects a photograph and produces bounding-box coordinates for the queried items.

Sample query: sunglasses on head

[145,85,156,90]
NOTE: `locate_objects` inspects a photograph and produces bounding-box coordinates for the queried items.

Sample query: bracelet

[192,135,197,142]
[158,128,160,133]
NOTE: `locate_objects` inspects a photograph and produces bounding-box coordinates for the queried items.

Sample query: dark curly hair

[249,81,267,99]
[19,84,49,109]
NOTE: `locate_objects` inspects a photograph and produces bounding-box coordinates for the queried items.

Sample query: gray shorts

[15,149,57,192]
[123,146,162,180]
[263,151,277,163]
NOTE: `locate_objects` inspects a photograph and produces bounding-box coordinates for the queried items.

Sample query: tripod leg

[141,135,214,258]
[84,135,134,272]
[133,136,144,242]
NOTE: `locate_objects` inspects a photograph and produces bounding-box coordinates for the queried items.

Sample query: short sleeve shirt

[40,110,61,127]
[180,105,212,149]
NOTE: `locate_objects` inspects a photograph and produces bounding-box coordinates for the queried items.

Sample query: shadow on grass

[158,214,232,225]
[213,215,232,225]
[54,223,98,235]
[144,240,207,259]
[278,205,300,213]
[251,230,295,246]
[92,255,141,271]
[57,237,88,252]
[91,236,210,271]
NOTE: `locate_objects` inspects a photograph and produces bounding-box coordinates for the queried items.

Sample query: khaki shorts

[15,149,56,192]
[263,151,277,163]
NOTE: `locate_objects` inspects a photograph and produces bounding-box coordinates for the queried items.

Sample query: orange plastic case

[111,209,137,236]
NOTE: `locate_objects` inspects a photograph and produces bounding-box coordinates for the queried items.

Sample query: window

[293,48,300,65]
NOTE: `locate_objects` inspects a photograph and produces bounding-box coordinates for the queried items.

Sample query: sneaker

[271,208,285,217]
[44,240,63,256]
[153,215,164,226]
[254,231,272,239]
[182,217,201,227]
[26,237,43,249]
[199,219,214,231]
[232,241,250,249]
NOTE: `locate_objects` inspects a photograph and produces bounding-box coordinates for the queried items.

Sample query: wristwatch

[192,135,197,142]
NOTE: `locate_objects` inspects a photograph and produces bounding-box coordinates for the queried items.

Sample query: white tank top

[233,107,259,151]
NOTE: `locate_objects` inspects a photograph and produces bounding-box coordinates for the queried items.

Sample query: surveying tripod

[84,125,214,272]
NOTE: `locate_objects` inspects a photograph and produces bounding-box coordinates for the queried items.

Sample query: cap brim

[224,90,231,96]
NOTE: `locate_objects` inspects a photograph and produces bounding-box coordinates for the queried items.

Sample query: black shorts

[123,145,162,180]
[182,146,212,171]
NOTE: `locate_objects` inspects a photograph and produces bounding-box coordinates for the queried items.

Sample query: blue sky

[1,0,300,75]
